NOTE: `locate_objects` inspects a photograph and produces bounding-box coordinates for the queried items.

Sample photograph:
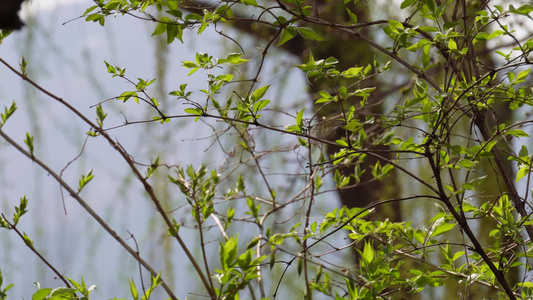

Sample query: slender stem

[474,118,533,241]
[0,57,216,299]
[0,129,178,300]
[303,137,316,300]
[193,197,216,295]
[1,216,72,288]
[424,138,516,299]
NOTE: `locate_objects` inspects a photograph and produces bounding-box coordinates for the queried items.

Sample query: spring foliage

[2,0,533,299]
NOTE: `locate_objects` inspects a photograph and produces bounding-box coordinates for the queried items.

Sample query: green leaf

[13,196,28,225]
[448,39,457,50]
[241,0,258,6]
[342,67,363,78]
[310,221,317,233]
[277,27,296,46]
[1,101,17,126]
[508,72,515,83]
[361,242,374,264]
[246,237,259,249]
[346,8,358,24]
[220,235,239,269]
[431,222,456,237]
[443,22,460,30]
[129,279,139,300]
[387,19,404,33]
[78,169,95,193]
[336,140,348,147]
[49,287,78,297]
[426,0,436,12]
[118,91,137,102]
[419,26,438,32]
[269,234,284,245]
[316,90,333,103]
[166,23,183,44]
[32,288,52,300]
[516,69,530,81]
[252,100,270,114]
[517,166,529,182]
[353,87,376,97]
[474,32,489,42]
[296,107,306,127]
[237,249,253,270]
[251,85,270,102]
[24,132,34,156]
[488,30,504,40]
[152,21,167,36]
[506,129,529,138]
[483,140,498,152]
[85,13,105,25]
[184,108,202,115]
[400,0,417,9]
[104,61,116,74]
[462,175,487,190]
[269,251,276,269]
[519,145,529,157]
[297,256,303,275]
[82,5,99,16]
[23,232,33,247]
[509,4,533,17]
[19,56,28,75]
[344,120,362,132]
[315,264,323,282]
[96,104,107,127]
[104,0,122,10]
[297,27,324,41]
[182,61,197,68]
[406,39,431,51]
[218,52,249,65]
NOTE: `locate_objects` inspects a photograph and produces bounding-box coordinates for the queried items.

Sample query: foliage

[2,0,533,299]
